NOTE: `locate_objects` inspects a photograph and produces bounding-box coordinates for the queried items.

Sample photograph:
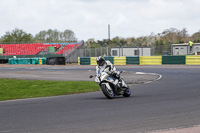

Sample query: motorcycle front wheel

[101,84,114,99]
[123,88,131,97]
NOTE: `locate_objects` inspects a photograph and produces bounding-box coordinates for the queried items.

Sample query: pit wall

[78,56,200,65]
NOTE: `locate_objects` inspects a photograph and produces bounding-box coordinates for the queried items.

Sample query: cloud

[0,0,200,41]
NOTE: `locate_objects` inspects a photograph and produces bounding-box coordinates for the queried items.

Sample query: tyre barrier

[126,56,139,65]
[0,59,8,64]
[79,55,200,65]
[104,57,114,64]
[139,56,162,65]
[46,57,65,65]
[90,57,97,65]
[186,56,200,65]
[8,58,46,65]
[79,57,90,65]
[8,58,39,65]
[114,57,126,65]
[162,55,185,65]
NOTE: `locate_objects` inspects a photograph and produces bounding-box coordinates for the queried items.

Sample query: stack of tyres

[104,57,114,64]
[90,57,97,65]
[8,58,32,65]
[162,56,185,64]
[23,58,31,64]
[8,58,46,65]
[139,56,162,65]
[80,57,90,65]
[17,58,22,64]
[0,59,8,64]
[39,58,42,65]
[8,58,18,64]
[8,58,14,65]
[42,58,46,64]
[126,56,139,65]
[114,57,126,65]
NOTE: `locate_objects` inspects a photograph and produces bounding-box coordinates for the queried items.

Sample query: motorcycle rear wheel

[101,84,114,99]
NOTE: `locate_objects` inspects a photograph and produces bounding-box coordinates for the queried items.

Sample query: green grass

[0,79,99,101]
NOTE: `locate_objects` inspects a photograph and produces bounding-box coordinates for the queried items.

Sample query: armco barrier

[186,56,200,65]
[139,56,162,65]
[126,56,139,65]
[162,56,185,64]
[114,57,126,65]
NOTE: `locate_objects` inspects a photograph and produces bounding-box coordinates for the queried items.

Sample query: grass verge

[0,79,99,101]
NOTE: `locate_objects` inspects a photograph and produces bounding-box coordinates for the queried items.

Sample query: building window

[134,50,139,56]
[112,50,118,56]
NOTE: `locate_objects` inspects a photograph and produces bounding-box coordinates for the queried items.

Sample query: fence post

[89,48,91,57]
[107,46,108,56]
[95,48,97,57]
[23,48,25,58]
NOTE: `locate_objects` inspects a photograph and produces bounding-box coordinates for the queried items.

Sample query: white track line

[136,71,162,84]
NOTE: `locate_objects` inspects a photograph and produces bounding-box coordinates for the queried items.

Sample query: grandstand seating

[55,43,82,55]
[0,43,82,56]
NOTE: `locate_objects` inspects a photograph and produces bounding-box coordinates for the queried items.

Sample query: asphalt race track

[0,65,200,133]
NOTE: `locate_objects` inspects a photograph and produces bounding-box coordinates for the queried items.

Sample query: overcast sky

[0,0,200,41]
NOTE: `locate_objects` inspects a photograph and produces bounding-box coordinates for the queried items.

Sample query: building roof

[111,47,151,48]
[172,43,200,46]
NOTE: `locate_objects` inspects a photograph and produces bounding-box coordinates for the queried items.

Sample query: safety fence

[78,55,200,65]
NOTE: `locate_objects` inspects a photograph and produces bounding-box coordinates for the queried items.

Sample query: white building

[111,47,152,56]
[171,43,200,55]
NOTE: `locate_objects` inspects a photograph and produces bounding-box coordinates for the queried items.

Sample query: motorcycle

[89,70,131,99]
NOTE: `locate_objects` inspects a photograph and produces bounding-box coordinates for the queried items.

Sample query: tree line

[0,28,77,44]
[1,27,200,54]
[85,28,200,55]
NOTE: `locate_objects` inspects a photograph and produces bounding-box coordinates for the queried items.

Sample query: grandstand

[0,43,82,56]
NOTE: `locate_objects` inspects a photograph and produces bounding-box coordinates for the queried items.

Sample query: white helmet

[96,56,106,66]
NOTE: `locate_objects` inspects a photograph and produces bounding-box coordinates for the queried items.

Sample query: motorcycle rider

[95,56,123,88]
